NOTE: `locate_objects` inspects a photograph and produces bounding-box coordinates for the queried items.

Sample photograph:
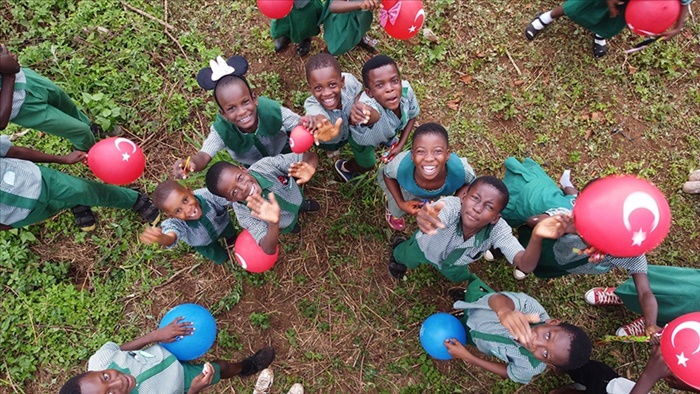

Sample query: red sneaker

[385,207,405,231]
[584,287,623,305]
[616,317,646,337]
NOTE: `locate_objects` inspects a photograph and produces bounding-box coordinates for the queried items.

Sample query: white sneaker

[513,267,527,280]
[483,250,494,261]
[253,368,274,394]
[287,383,304,394]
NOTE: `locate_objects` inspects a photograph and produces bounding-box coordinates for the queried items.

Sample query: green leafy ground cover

[1,0,699,392]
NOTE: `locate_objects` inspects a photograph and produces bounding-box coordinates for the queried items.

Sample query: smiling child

[139,180,237,265]
[378,122,476,230]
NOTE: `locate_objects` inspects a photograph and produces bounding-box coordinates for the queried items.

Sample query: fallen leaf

[423,28,439,43]
[476,51,486,58]
[447,99,461,110]
[584,129,593,139]
[513,80,525,86]
[460,75,473,85]
[591,112,602,121]
[628,65,637,75]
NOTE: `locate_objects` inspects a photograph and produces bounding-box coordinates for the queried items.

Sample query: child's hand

[532,214,571,240]
[139,227,164,244]
[312,117,342,145]
[173,157,195,179]
[661,27,682,40]
[0,44,20,76]
[385,144,402,163]
[360,0,382,11]
[187,362,215,394]
[300,115,320,131]
[398,199,423,216]
[575,245,605,263]
[289,161,315,185]
[443,338,472,361]
[247,192,281,225]
[416,201,445,235]
[646,323,662,345]
[497,310,540,347]
[60,150,87,165]
[156,316,194,343]
[606,0,624,17]
[350,102,372,125]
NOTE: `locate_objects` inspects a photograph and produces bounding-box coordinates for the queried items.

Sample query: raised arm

[120,317,194,351]
[5,144,86,164]
[630,272,661,343]
[515,214,571,273]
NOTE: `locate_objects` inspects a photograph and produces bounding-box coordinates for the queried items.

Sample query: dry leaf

[460,75,473,85]
[423,28,439,43]
[476,51,486,58]
[447,99,461,110]
[591,112,602,122]
[513,80,525,86]
[628,65,637,75]
[584,129,593,139]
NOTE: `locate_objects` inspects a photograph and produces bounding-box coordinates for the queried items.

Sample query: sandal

[71,205,97,232]
[525,13,547,41]
[357,35,378,54]
[132,192,161,226]
[592,35,608,58]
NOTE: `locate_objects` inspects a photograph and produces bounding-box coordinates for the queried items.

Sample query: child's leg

[559,170,578,195]
[345,137,376,173]
[525,5,564,40]
[376,169,411,218]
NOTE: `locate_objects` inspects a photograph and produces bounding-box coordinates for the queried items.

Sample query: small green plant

[81,92,122,131]
[249,312,271,330]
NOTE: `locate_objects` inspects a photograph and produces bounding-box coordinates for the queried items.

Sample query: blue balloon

[158,303,217,361]
[420,313,467,360]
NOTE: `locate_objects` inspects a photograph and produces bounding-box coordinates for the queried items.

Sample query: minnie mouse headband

[196,55,249,90]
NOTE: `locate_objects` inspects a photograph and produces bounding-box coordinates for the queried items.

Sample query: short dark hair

[467,176,510,212]
[555,323,593,371]
[151,180,184,211]
[413,122,449,147]
[361,54,398,88]
[305,53,341,82]
[206,161,237,197]
[59,372,88,394]
[213,75,253,110]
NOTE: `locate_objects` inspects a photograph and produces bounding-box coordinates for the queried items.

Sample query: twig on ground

[505,48,522,76]
[119,1,176,31]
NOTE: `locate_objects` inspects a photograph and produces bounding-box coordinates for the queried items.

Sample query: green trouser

[562,0,628,39]
[348,133,378,169]
[12,166,138,228]
[614,265,700,325]
[270,0,323,43]
[11,69,95,151]
[320,0,373,55]
[192,222,237,265]
[393,232,471,283]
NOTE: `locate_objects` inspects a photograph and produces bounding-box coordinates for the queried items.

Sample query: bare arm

[120,317,194,351]
[631,272,661,343]
[516,214,571,273]
[445,339,509,379]
[394,117,416,152]
[5,146,86,164]
[0,74,14,130]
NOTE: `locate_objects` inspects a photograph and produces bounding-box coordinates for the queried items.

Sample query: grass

[2,0,700,392]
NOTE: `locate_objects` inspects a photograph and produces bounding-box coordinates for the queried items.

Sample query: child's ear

[544,318,562,326]
[339,74,345,88]
[365,87,374,98]
[489,213,502,225]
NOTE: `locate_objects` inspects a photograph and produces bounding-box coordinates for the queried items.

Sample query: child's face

[79,369,136,394]
[411,133,449,181]
[216,166,261,203]
[460,183,505,230]
[161,186,202,221]
[365,64,402,111]
[308,67,345,111]
[525,321,572,366]
[216,81,258,133]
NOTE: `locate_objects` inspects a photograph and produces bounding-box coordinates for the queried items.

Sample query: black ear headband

[196,55,249,90]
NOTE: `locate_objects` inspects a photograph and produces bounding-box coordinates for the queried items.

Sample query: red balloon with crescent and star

[661,312,700,390]
[87,137,146,185]
[380,0,425,40]
[234,229,278,273]
[573,175,671,257]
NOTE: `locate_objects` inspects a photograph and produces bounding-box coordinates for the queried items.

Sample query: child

[271,0,323,57]
[378,122,476,230]
[525,0,693,58]
[503,159,663,342]
[303,53,363,157]
[0,44,108,153]
[58,317,275,394]
[173,55,301,177]
[139,180,237,265]
[444,274,592,384]
[205,152,319,255]
[388,176,570,282]
[0,135,159,232]
[320,0,381,55]
[335,55,419,182]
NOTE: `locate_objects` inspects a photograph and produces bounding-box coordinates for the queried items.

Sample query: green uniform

[562,0,628,39]
[270,0,323,43]
[320,0,374,55]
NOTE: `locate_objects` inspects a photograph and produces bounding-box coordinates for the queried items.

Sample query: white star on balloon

[122,152,131,162]
[631,229,646,246]
[677,352,689,367]
[409,25,416,33]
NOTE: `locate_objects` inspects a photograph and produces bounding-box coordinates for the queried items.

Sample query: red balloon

[289,125,314,153]
[573,175,671,257]
[257,0,293,19]
[234,229,278,273]
[661,312,700,390]
[380,0,425,40]
[626,0,681,36]
[87,137,145,185]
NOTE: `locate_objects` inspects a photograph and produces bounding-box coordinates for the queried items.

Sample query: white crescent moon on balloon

[622,191,660,232]
[671,321,700,355]
[114,137,137,154]
[235,253,247,269]
[414,9,425,22]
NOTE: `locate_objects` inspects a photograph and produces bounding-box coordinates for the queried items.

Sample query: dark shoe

[274,36,291,52]
[592,36,608,58]
[388,236,407,279]
[357,35,378,54]
[71,205,97,232]
[525,13,547,41]
[448,288,466,303]
[296,38,312,57]
[239,346,276,377]
[291,223,301,234]
[334,159,358,183]
[132,192,161,226]
[299,199,320,213]
[90,124,123,138]
[225,231,239,246]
